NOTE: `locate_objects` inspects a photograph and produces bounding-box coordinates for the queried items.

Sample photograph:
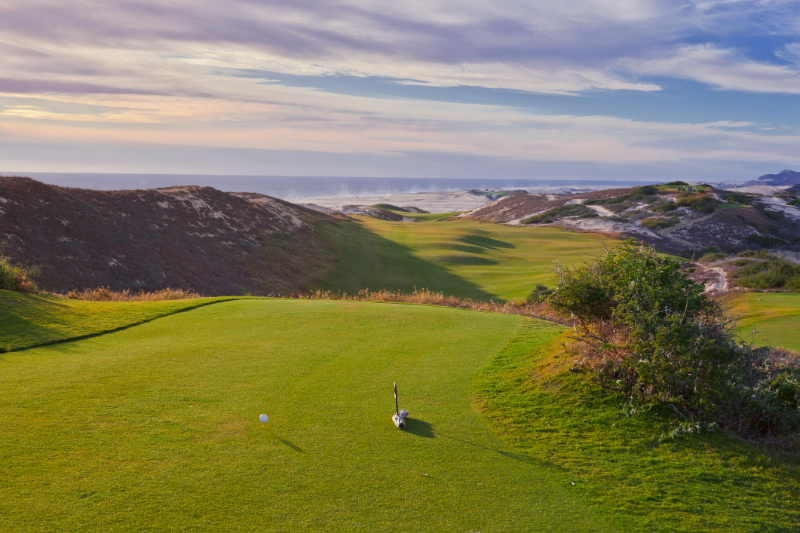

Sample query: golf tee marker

[392,382,409,430]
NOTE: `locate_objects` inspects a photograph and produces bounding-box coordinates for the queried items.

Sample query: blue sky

[0,0,799,181]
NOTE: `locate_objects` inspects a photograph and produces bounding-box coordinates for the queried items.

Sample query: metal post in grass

[392,382,408,430]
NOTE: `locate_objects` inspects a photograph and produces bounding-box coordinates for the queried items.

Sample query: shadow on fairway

[274,436,304,452]
[404,418,435,438]
[439,433,537,465]
[314,219,497,301]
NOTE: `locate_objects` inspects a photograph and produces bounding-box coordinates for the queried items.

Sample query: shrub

[585,186,660,211]
[526,284,553,304]
[744,234,785,247]
[722,192,755,205]
[549,241,800,446]
[652,202,678,213]
[734,258,800,290]
[640,216,679,229]
[699,252,726,263]
[0,255,39,293]
[787,199,800,207]
[676,192,716,213]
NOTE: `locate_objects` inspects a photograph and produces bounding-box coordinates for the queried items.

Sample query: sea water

[8,172,655,200]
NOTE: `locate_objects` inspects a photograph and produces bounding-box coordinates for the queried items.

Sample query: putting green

[0,299,612,532]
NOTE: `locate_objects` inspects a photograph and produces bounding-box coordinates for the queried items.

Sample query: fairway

[0,299,613,532]
[316,214,620,301]
[729,292,800,351]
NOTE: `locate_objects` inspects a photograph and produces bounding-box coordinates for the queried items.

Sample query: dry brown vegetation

[62,287,201,301]
[295,288,566,323]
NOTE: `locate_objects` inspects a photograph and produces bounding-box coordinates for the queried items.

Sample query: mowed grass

[479,321,800,532]
[728,292,800,351]
[0,290,234,352]
[317,214,620,301]
[0,299,615,532]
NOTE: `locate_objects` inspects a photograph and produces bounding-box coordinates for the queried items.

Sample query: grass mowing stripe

[0,299,613,532]
[316,216,620,301]
[478,319,800,532]
[0,290,237,352]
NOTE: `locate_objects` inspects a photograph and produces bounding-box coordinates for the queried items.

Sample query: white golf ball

[259,414,268,423]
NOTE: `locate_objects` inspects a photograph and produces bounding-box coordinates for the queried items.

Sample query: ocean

[8,172,657,200]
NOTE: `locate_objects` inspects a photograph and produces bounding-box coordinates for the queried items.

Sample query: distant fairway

[729,292,800,351]
[316,214,620,301]
[0,299,612,532]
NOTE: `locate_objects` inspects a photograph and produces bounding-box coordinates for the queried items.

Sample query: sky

[1,0,799,181]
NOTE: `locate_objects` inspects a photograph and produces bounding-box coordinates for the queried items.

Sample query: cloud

[0,0,799,177]
[628,44,800,94]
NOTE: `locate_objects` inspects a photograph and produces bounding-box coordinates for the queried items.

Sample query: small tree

[549,240,800,444]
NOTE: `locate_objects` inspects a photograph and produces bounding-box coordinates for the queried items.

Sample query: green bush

[676,192,716,213]
[744,234,785,247]
[0,256,39,292]
[734,257,800,290]
[721,192,755,205]
[640,216,679,229]
[787,199,800,207]
[699,252,726,263]
[549,241,800,445]
[525,284,553,304]
[585,186,660,211]
[652,202,678,213]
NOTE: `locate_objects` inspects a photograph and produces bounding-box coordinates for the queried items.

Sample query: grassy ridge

[0,290,234,352]
[478,320,800,532]
[729,292,800,351]
[316,214,620,301]
[0,300,613,532]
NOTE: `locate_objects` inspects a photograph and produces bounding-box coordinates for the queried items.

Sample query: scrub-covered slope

[0,177,341,295]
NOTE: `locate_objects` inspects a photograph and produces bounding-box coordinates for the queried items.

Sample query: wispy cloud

[0,0,799,177]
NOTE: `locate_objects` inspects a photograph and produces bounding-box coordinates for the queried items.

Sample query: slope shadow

[314,219,498,301]
[458,233,515,250]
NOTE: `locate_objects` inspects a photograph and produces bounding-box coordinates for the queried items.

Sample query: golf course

[2,295,800,531]
[314,212,621,301]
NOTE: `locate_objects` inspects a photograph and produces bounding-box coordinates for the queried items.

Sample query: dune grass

[478,321,800,532]
[728,292,800,351]
[0,299,618,532]
[316,214,620,301]
[0,290,233,352]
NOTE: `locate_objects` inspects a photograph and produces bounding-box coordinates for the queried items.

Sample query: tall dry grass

[63,287,200,301]
[296,288,566,324]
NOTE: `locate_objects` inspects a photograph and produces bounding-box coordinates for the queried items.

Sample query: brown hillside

[0,177,343,295]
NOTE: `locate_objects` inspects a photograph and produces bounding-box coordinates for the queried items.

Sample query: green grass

[3,299,799,531]
[729,292,800,351]
[0,290,234,352]
[0,300,616,532]
[316,215,620,301]
[478,321,800,532]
